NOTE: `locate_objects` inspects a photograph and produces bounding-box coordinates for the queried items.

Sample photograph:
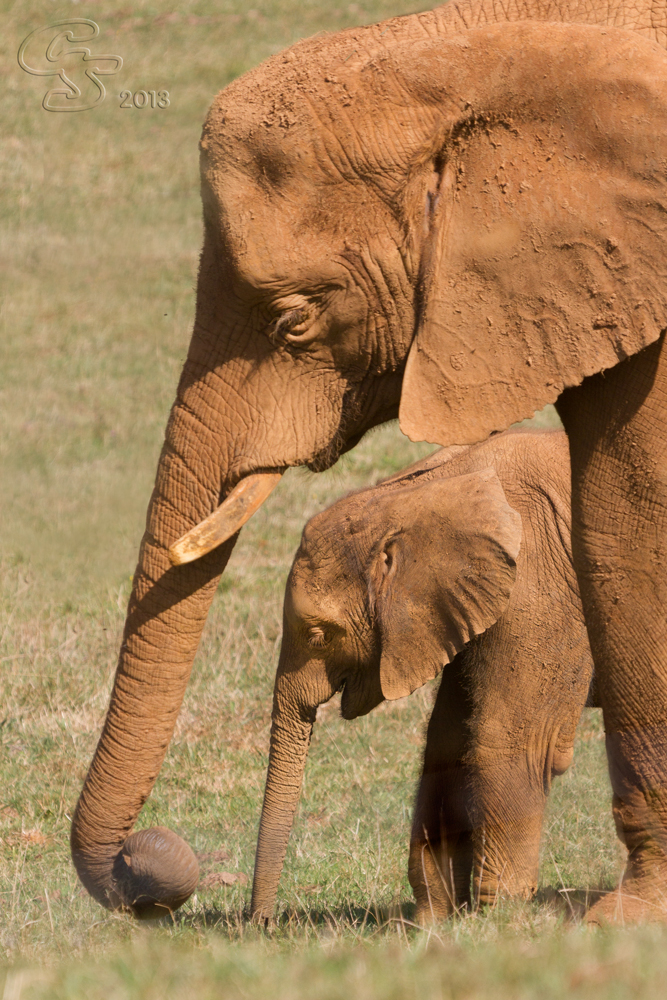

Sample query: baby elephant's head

[282,466,522,719]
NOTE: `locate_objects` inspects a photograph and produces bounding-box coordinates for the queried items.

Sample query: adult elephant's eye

[307,626,329,649]
[272,307,318,347]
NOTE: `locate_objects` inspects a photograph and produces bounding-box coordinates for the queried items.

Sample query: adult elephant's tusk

[168,472,284,566]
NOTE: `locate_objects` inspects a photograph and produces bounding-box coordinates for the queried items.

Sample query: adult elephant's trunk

[251,662,335,922]
[70,335,277,918]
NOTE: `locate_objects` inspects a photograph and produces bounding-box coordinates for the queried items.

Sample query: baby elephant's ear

[369,468,522,701]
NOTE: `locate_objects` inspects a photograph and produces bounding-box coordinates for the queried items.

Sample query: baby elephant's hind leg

[409,656,474,922]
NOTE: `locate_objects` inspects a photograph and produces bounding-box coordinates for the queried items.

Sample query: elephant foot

[586,876,667,926]
[587,789,667,926]
[408,838,471,927]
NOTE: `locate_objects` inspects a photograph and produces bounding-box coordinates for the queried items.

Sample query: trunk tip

[73,826,200,919]
[114,826,200,919]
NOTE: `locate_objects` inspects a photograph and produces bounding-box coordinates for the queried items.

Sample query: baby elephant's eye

[307,626,329,649]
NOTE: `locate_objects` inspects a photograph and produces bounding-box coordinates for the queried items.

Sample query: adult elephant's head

[72,17,667,915]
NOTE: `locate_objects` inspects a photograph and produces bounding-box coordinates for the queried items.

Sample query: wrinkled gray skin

[251,429,595,921]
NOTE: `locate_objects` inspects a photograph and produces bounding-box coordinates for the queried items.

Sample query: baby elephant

[251,429,594,922]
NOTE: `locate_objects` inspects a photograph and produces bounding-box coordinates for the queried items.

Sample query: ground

[1,1,663,997]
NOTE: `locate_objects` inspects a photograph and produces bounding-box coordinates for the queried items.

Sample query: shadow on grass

[169,899,420,939]
[168,887,612,937]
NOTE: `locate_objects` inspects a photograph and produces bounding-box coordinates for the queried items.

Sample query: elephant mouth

[168,375,390,567]
[339,679,353,720]
[305,375,394,474]
[339,676,383,721]
[168,430,358,566]
[306,441,348,475]
[169,369,398,566]
[307,426,368,473]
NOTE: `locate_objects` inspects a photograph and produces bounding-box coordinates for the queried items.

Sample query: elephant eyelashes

[307,626,329,649]
[272,308,311,345]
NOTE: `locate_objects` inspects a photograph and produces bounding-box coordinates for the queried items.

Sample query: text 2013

[119,90,170,109]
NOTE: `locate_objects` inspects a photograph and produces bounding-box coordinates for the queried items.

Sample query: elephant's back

[431,0,666,48]
[385,427,569,495]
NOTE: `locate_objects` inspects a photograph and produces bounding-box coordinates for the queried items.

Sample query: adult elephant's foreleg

[558,335,667,923]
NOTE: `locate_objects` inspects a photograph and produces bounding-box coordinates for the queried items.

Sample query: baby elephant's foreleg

[409,648,567,922]
[409,656,474,921]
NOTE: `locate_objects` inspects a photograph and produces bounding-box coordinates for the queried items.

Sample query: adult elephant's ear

[397,22,667,446]
[367,468,522,701]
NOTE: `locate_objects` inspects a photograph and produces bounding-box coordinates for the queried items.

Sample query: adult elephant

[71,0,667,924]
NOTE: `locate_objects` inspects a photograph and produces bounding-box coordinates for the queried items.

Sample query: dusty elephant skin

[250,429,595,922]
[71,0,667,921]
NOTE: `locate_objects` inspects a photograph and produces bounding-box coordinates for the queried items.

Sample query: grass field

[1,0,664,996]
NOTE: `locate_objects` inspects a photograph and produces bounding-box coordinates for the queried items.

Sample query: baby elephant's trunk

[251,711,314,921]
[251,661,335,922]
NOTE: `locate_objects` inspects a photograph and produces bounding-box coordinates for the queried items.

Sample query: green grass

[0,0,652,995]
